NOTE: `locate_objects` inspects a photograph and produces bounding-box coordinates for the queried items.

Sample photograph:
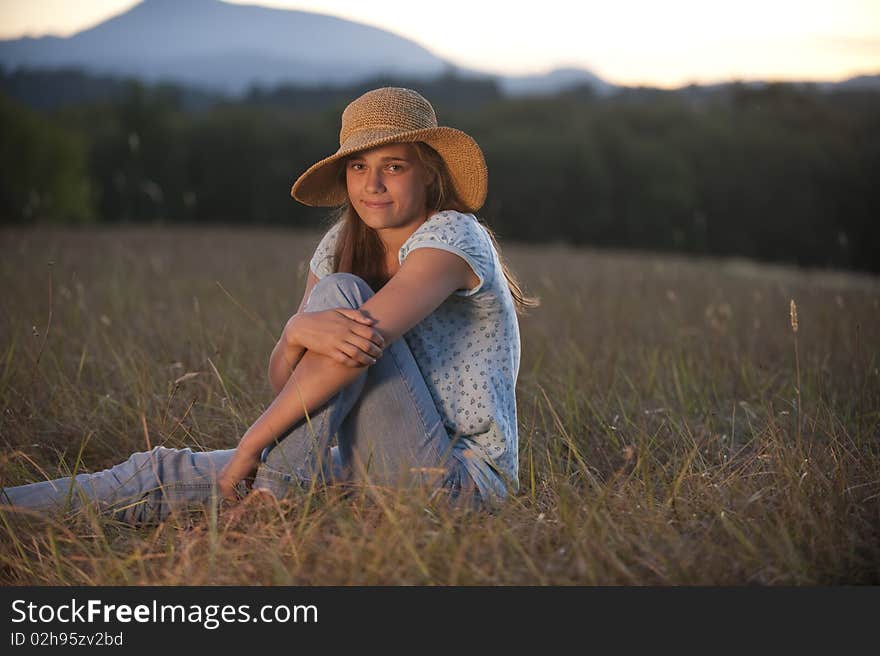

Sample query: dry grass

[1,224,878,585]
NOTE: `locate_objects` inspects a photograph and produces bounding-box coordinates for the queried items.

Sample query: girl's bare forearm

[268,336,304,395]
[241,350,366,456]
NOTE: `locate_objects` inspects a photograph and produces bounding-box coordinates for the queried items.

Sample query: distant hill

[0,0,448,93]
[2,0,873,102]
[0,0,611,97]
[825,74,880,91]
[498,67,614,97]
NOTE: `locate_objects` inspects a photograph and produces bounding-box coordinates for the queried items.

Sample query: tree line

[1,69,877,272]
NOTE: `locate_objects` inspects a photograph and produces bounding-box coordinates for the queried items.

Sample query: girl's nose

[365,168,385,194]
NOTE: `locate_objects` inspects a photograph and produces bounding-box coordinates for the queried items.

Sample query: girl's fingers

[351,323,385,347]
[331,326,379,354]
[337,308,374,324]
[333,310,384,347]
[336,308,385,352]
[347,336,382,359]
[340,342,378,366]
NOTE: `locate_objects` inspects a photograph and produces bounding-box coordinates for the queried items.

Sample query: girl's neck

[375,213,430,258]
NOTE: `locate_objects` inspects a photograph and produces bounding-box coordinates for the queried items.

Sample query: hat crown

[339,87,438,145]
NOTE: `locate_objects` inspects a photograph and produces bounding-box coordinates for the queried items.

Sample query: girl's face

[345,142,433,235]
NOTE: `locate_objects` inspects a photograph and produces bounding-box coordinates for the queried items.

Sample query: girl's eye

[386,163,404,172]
[349,162,365,170]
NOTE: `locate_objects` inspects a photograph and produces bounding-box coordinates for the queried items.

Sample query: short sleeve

[398,210,495,296]
[309,221,343,279]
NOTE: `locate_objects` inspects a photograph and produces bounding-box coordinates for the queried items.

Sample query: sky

[1,0,878,87]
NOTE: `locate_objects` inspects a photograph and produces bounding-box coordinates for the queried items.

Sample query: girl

[1,87,534,522]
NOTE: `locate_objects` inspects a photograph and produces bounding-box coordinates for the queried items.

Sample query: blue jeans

[0,274,493,524]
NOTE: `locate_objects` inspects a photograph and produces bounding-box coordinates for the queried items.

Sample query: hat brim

[290,126,488,213]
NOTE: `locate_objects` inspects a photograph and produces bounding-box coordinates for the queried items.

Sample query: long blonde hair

[330,141,538,313]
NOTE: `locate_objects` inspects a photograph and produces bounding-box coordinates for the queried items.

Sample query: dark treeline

[2,69,878,272]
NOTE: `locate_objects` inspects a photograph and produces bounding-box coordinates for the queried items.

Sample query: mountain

[3,1,873,101]
[498,67,615,97]
[825,74,880,91]
[0,0,611,98]
[0,0,449,93]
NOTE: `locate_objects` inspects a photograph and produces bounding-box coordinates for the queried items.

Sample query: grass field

[1,224,878,585]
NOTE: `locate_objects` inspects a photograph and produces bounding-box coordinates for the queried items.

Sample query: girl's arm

[268,271,386,395]
[218,248,478,498]
[267,273,317,395]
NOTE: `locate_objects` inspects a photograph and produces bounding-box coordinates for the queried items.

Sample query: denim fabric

[0,446,236,524]
[0,274,502,523]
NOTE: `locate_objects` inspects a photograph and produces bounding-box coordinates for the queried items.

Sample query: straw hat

[290,87,488,212]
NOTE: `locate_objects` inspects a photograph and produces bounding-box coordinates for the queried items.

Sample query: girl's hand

[285,308,385,367]
[217,447,261,501]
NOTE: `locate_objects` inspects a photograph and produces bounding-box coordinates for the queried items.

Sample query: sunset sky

[1,0,878,87]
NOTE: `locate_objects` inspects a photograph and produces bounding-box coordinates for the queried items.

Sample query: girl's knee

[307,273,374,310]
[125,445,175,468]
[122,446,195,484]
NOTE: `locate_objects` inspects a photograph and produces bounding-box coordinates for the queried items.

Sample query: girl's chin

[357,205,391,221]
[357,213,390,228]
[354,206,428,232]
